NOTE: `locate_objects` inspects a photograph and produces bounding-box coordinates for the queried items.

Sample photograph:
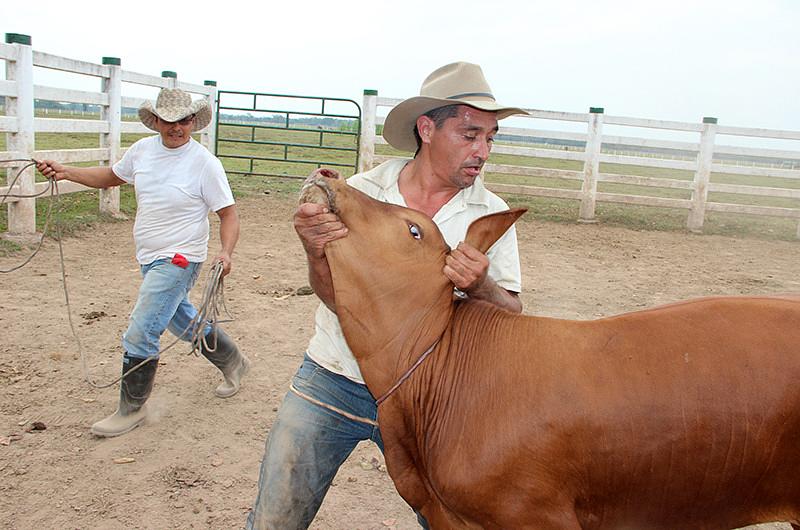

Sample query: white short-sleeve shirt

[307,158,522,383]
[112,136,235,264]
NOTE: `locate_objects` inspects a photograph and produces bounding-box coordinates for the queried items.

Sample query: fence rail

[1,33,217,236]
[359,91,800,239]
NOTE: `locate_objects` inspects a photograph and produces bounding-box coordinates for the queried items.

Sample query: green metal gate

[214,91,361,179]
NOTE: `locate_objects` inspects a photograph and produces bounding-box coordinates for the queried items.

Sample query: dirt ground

[1,191,799,530]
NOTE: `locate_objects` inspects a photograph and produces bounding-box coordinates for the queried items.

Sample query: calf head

[299,168,524,393]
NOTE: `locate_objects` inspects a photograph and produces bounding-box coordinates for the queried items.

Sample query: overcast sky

[5,0,799,146]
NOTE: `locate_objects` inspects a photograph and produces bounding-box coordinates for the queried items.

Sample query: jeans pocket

[292,355,324,392]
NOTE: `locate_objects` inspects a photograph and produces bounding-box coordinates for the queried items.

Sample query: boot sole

[90,407,148,438]
[90,419,144,438]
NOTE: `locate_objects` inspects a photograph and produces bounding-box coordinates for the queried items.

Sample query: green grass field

[2,116,798,258]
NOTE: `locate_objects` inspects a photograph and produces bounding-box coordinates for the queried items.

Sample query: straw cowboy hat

[382,62,528,152]
[138,88,212,132]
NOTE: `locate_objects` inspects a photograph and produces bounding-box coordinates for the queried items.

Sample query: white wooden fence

[4,33,799,240]
[1,33,217,236]
[359,92,800,239]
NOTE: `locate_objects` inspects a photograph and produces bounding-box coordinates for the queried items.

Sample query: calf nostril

[318,168,341,180]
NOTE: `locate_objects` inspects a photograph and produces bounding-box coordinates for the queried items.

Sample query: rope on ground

[1,158,234,389]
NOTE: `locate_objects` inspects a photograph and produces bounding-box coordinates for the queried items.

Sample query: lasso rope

[1,158,233,388]
[1,159,58,273]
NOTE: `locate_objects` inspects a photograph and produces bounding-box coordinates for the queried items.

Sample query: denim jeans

[122,258,208,359]
[245,355,429,530]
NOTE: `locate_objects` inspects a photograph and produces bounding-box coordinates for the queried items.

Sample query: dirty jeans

[245,354,429,530]
[122,258,208,359]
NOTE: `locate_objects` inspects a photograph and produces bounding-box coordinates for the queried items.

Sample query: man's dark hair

[412,104,461,155]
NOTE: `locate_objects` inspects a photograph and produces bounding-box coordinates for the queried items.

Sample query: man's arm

[214,205,240,277]
[36,160,125,188]
[444,242,522,314]
[293,202,348,312]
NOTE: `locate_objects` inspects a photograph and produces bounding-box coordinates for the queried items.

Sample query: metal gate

[214,91,361,179]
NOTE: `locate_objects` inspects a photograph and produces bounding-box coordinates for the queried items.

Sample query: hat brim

[382,96,528,152]
[138,99,212,132]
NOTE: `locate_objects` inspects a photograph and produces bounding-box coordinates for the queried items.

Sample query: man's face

[155,114,194,148]
[423,105,498,189]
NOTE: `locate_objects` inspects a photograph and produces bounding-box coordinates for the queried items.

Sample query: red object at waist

[171,253,189,268]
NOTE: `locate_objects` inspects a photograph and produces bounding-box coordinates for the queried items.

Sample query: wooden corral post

[687,117,718,232]
[203,80,218,154]
[358,89,378,174]
[579,107,604,222]
[4,33,36,236]
[99,56,122,216]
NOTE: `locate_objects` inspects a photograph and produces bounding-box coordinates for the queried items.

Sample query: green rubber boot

[90,355,157,437]
[200,328,250,398]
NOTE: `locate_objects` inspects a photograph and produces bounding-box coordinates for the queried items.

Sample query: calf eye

[408,223,422,240]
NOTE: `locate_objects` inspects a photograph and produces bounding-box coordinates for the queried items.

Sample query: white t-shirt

[307,158,523,383]
[112,136,235,264]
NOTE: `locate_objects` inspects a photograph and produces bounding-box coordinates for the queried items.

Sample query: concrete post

[358,89,377,174]
[202,80,217,154]
[4,33,36,236]
[161,70,178,89]
[579,107,604,222]
[100,56,122,216]
[687,117,718,232]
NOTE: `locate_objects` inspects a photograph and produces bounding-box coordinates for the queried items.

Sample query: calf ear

[465,208,526,253]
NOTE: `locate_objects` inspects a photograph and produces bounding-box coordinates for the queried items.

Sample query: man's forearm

[308,255,336,312]
[218,206,240,256]
[62,166,124,188]
[468,277,522,313]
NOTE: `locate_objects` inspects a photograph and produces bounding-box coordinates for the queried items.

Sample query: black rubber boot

[199,328,250,398]
[90,354,158,437]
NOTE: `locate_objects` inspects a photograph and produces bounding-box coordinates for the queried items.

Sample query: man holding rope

[36,88,250,438]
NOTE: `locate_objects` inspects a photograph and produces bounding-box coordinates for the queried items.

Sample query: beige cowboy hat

[382,62,528,152]
[138,88,212,132]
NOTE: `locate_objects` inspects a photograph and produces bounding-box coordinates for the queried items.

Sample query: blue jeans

[122,258,208,359]
[246,355,429,530]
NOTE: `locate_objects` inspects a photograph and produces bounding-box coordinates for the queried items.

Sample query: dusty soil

[1,191,799,530]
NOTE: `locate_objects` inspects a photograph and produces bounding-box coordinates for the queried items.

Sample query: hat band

[446,92,495,100]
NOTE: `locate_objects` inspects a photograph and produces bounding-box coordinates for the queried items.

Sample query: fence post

[161,70,177,89]
[100,56,122,216]
[579,107,604,222]
[358,89,377,174]
[202,80,217,154]
[4,33,36,236]
[687,117,718,232]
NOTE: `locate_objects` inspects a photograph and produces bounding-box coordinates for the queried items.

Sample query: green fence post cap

[589,107,605,114]
[5,33,32,45]
[161,70,178,78]
[102,57,121,66]
[204,80,217,86]
[702,117,718,124]
[363,89,378,96]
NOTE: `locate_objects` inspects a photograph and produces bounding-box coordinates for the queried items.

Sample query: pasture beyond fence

[3,32,800,240]
[1,33,216,235]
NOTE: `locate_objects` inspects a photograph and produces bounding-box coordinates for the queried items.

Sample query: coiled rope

[1,158,58,273]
